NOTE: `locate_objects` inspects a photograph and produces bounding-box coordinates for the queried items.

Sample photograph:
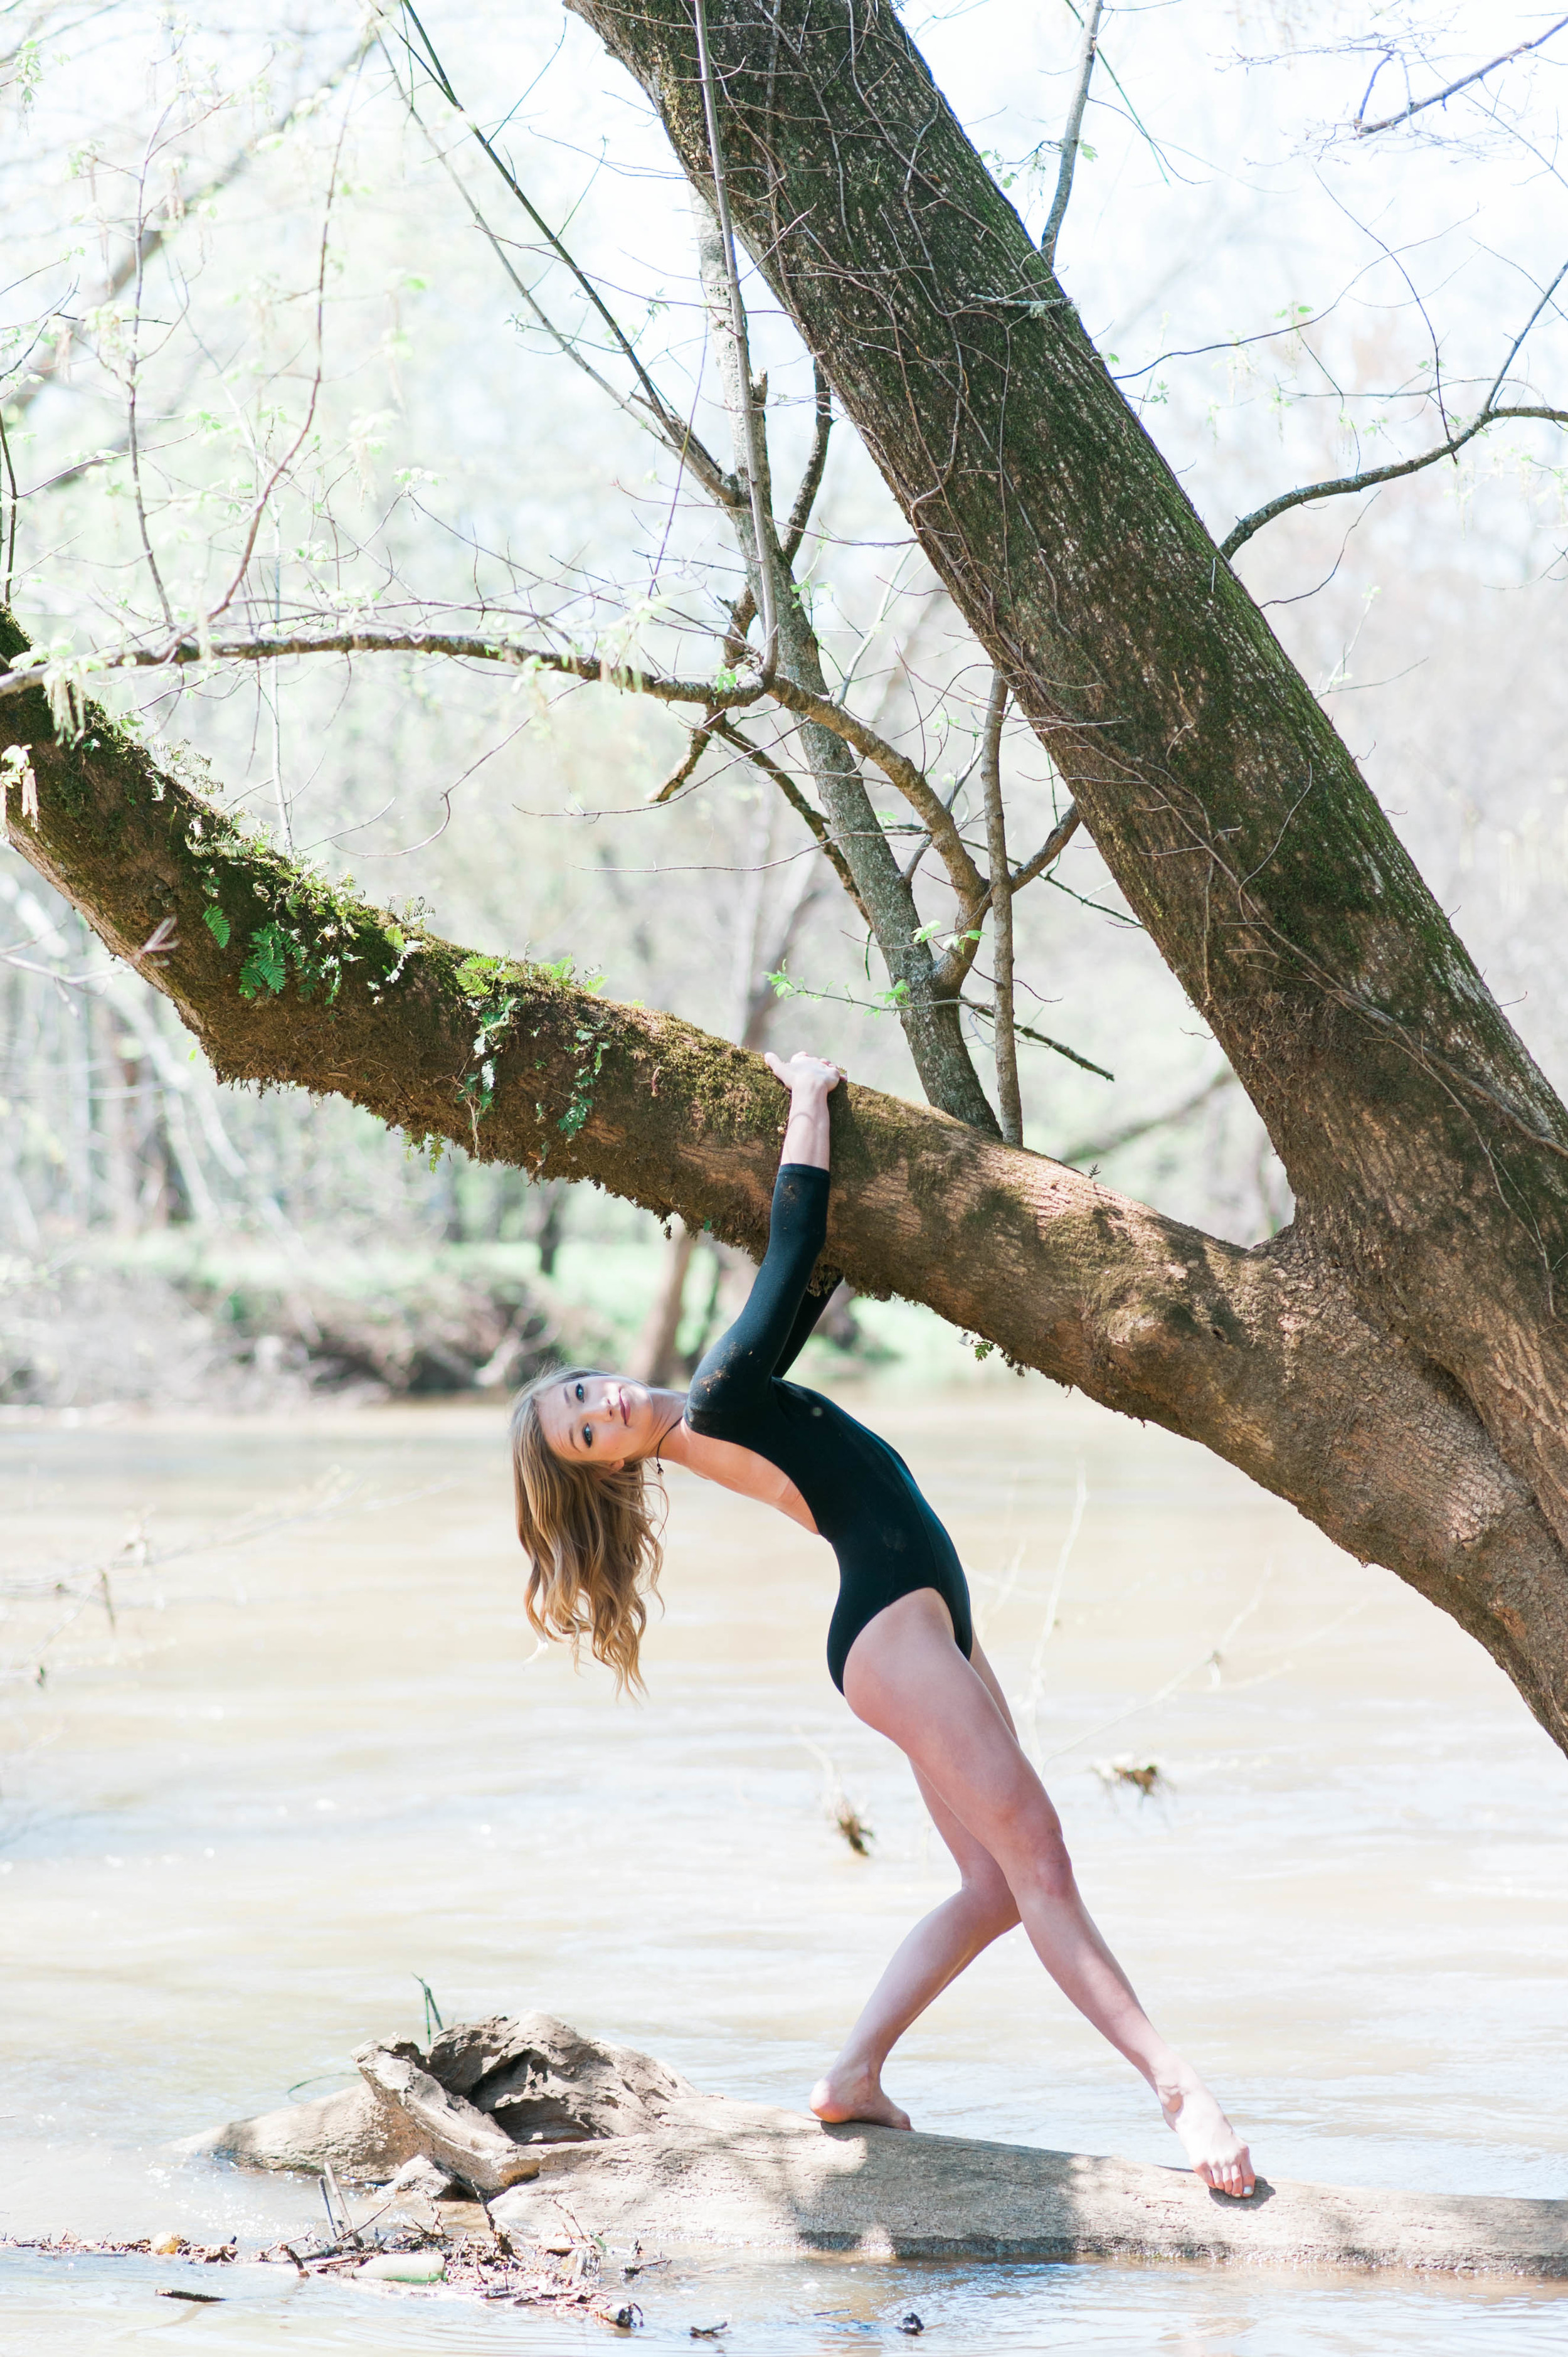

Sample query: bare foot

[809,2062,912,2132]
[1159,2075,1255,2198]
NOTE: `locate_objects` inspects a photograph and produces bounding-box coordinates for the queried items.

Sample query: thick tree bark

[565,0,1568,1669]
[3,635,1565,1752]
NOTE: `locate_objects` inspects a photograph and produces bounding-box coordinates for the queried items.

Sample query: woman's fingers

[763,1050,841,1090]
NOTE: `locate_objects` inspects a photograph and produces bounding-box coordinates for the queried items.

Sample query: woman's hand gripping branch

[765,1050,840,1171]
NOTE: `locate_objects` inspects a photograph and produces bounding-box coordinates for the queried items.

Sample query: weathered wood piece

[182,2014,1567,2277]
[179,2013,701,2193]
[492,2104,1568,2277]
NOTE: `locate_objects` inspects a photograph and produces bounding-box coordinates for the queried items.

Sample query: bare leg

[840,1595,1256,2198]
[812,1649,1024,2130]
[810,1765,1020,2129]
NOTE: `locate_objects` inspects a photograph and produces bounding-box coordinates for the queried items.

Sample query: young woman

[511,1051,1255,2198]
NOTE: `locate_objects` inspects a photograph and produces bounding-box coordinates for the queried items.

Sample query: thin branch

[964,999,1113,1081]
[979,675,1020,1145]
[0,619,976,927]
[1012,799,1082,895]
[0,629,755,707]
[0,400,16,607]
[401,82,731,506]
[1224,250,1568,558]
[765,675,988,915]
[692,0,776,677]
[125,114,176,630]
[1041,0,1105,273]
[783,363,834,567]
[392,6,732,505]
[1355,18,1568,137]
[901,754,979,885]
[1222,399,1568,559]
[726,361,833,650]
[205,89,358,632]
[649,724,712,803]
[967,801,1081,918]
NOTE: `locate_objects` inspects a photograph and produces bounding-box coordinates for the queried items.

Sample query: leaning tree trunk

[564,0,1568,1677]
[2,607,1564,1752]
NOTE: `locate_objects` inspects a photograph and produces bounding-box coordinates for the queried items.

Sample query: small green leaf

[455,952,505,995]
[203,906,231,949]
[238,921,288,999]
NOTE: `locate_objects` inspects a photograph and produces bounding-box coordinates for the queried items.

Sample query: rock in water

[181,2013,1568,2278]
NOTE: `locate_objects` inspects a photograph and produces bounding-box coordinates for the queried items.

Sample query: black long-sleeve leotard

[686,1162,973,1693]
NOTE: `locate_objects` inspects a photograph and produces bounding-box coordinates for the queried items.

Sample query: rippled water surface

[2,1380,1564,2351]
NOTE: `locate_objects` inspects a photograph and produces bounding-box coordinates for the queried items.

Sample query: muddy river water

[1,1378,1564,2352]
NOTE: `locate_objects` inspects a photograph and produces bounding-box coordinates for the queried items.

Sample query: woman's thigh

[843,1591,1064,1875]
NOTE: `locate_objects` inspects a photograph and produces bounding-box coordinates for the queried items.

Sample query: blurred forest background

[3,0,1565,1410]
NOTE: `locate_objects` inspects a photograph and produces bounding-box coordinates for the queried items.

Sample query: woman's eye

[574,1381,585,1400]
[582,1423,593,1449]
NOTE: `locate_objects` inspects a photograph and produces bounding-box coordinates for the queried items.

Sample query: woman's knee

[960,1870,1021,1940]
[985,1799,1076,1905]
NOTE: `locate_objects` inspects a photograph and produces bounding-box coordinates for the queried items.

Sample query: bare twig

[390,6,733,507]
[0,399,16,606]
[766,675,987,916]
[1010,801,1081,894]
[964,999,1113,1080]
[204,95,357,633]
[967,801,1080,918]
[979,675,1020,1144]
[782,363,834,567]
[1355,18,1568,137]
[726,361,832,649]
[1041,0,1104,272]
[649,724,714,803]
[1222,399,1568,559]
[1224,260,1568,557]
[125,112,178,630]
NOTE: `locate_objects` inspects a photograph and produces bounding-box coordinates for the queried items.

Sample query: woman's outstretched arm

[764,1051,838,1171]
[686,1053,840,1429]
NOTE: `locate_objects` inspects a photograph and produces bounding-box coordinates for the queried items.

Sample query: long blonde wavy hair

[509,1366,665,1693]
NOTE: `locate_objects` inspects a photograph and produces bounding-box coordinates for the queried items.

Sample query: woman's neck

[649,1389,691,1465]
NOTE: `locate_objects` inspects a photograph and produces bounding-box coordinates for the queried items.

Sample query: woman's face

[536,1372,667,1471]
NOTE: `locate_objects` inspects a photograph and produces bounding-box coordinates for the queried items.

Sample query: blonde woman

[511,1051,1254,2198]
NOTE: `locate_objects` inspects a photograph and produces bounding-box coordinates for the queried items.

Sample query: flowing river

[2,1376,1564,2353]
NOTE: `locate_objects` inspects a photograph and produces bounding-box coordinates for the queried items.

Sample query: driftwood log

[182,2013,1568,2278]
